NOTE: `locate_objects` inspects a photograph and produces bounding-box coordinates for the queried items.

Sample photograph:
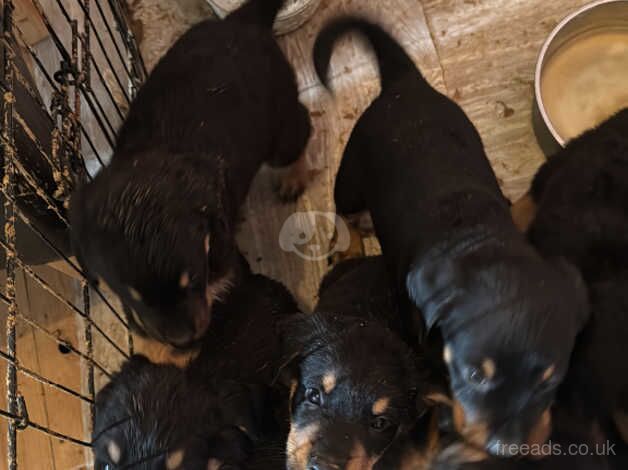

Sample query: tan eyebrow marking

[179,271,190,288]
[128,287,142,302]
[541,365,555,382]
[322,372,337,394]
[481,358,496,380]
[372,397,390,415]
[107,440,121,464]
[207,459,222,470]
[443,345,452,364]
[166,449,184,469]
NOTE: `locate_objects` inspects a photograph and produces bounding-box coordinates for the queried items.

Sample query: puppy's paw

[328,220,365,266]
[273,157,315,203]
[511,193,536,232]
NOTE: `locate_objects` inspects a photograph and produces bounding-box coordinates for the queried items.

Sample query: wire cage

[0,0,144,467]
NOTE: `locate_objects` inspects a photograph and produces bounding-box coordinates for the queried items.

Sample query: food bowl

[534,0,628,155]
[206,0,321,35]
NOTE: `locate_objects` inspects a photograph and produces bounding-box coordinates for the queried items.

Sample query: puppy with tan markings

[313,17,589,456]
[92,355,259,469]
[70,0,311,348]
[524,115,628,449]
[281,257,435,470]
[93,273,299,469]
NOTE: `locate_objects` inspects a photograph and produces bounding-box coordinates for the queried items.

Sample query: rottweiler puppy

[281,257,435,470]
[527,108,628,282]
[70,0,311,348]
[525,111,628,445]
[313,18,589,456]
[557,275,628,446]
[92,355,259,469]
[93,273,299,469]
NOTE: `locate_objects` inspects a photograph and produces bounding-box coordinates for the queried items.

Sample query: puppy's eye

[305,388,322,406]
[371,416,393,432]
[466,367,487,387]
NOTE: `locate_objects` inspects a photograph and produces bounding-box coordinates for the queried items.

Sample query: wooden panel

[13,0,48,45]
[421,0,592,201]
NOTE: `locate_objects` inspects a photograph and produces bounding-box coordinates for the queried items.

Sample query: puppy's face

[92,228,235,349]
[92,355,263,469]
[70,162,237,349]
[407,251,589,456]
[443,334,561,457]
[119,254,234,349]
[281,314,423,470]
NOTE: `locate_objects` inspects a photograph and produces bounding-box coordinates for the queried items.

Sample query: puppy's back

[191,273,298,385]
[317,256,402,331]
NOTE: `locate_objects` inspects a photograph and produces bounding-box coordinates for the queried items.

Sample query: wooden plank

[13,0,49,45]
[421,0,592,201]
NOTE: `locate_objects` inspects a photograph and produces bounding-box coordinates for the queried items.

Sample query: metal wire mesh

[0,0,144,467]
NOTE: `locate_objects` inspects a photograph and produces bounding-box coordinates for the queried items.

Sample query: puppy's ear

[406,259,462,331]
[551,258,590,330]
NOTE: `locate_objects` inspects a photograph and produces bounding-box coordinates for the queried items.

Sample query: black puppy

[92,355,259,469]
[557,275,628,445]
[528,108,628,282]
[281,257,432,470]
[70,0,311,348]
[525,110,628,444]
[93,274,299,469]
[313,18,589,455]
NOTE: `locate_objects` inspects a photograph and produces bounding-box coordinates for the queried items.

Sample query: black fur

[280,257,434,469]
[314,17,589,455]
[528,109,628,282]
[70,0,310,348]
[92,273,299,469]
[92,355,258,469]
[526,112,628,444]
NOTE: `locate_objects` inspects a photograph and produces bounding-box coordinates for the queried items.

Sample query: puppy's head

[280,313,425,470]
[70,159,239,348]
[92,355,263,469]
[407,245,589,456]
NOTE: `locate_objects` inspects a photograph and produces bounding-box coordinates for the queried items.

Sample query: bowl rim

[534,0,628,147]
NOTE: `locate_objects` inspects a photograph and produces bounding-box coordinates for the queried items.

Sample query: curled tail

[313,17,418,90]
[227,0,285,29]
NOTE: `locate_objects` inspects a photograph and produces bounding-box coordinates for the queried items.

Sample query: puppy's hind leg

[329,131,370,265]
[334,129,367,216]
[270,102,314,202]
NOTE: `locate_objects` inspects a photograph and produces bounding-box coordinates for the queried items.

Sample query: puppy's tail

[227,0,284,29]
[314,17,417,91]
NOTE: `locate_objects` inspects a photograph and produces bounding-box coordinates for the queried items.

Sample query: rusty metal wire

[0,0,145,467]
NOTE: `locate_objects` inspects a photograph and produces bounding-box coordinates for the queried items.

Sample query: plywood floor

[240,0,592,310]
[5,0,592,468]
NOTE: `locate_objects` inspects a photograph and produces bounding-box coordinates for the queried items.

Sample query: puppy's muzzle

[454,401,552,457]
